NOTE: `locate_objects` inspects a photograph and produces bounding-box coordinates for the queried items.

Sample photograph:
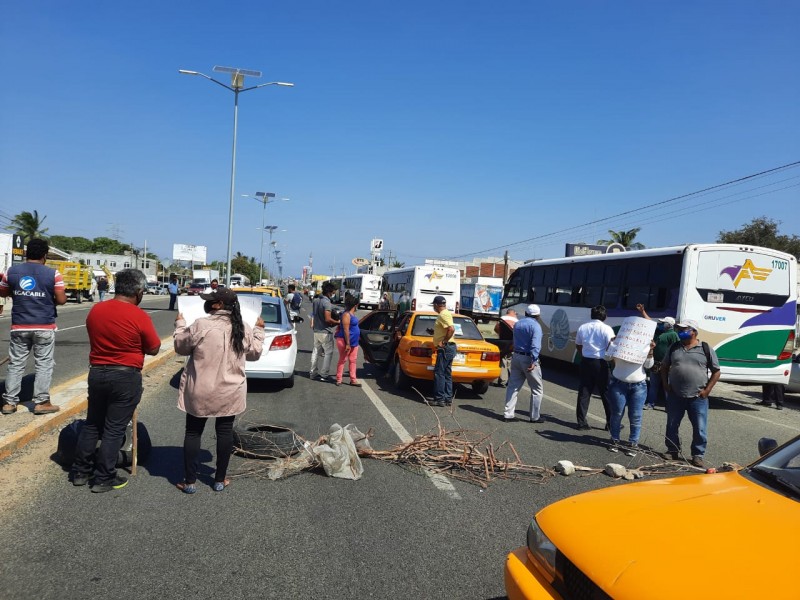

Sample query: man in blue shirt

[168,275,179,311]
[503,304,545,423]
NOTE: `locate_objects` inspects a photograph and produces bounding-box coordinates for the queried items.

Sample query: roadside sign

[11,234,24,263]
[352,257,369,267]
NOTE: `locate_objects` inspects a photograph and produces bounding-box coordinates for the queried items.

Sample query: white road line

[55,309,162,333]
[361,382,462,500]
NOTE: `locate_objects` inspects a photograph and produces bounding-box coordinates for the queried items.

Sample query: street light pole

[178,66,293,286]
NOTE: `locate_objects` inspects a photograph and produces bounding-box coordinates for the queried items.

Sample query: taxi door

[358,310,398,365]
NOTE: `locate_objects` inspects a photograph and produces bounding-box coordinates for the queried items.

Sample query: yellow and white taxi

[358,310,501,395]
[505,435,800,600]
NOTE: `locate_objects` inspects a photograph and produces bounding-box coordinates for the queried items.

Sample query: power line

[443,160,800,260]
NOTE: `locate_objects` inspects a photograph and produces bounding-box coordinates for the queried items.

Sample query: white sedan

[243,294,298,387]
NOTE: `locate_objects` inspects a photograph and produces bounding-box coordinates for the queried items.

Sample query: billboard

[172,244,207,263]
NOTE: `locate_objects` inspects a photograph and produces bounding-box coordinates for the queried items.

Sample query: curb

[0,335,177,462]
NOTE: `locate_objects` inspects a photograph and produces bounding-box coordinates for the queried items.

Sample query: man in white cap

[660,318,720,468]
[503,304,544,423]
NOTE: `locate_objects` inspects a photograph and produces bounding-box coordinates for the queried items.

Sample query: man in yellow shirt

[431,295,456,407]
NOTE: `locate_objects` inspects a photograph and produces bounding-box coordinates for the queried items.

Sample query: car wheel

[282,373,295,389]
[233,423,302,459]
[472,380,489,395]
[392,360,411,390]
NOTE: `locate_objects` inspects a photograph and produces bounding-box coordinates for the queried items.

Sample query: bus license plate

[453,353,466,365]
[707,292,723,303]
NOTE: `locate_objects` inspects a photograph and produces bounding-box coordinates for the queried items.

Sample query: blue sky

[2,1,798,279]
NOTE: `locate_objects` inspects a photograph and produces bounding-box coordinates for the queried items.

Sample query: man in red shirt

[71,269,161,493]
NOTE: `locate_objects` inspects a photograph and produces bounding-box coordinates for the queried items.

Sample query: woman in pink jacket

[174,287,265,493]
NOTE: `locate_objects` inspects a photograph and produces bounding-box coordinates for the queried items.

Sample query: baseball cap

[432,295,447,306]
[525,304,541,317]
[658,316,676,326]
[200,287,238,305]
[675,318,699,331]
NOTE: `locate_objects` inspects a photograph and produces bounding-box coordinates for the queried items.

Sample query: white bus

[229,273,251,287]
[382,265,461,312]
[343,273,383,309]
[501,244,797,385]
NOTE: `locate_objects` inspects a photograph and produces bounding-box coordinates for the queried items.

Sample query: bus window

[584,264,604,307]
[502,270,523,308]
[543,266,558,304]
[603,264,622,308]
[623,259,651,309]
[530,267,546,304]
[649,255,682,310]
[571,265,586,305]
[555,266,572,304]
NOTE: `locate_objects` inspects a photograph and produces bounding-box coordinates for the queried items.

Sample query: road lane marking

[361,382,462,500]
[55,309,163,333]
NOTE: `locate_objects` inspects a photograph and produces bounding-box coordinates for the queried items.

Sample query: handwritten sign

[177,295,262,328]
[605,317,656,364]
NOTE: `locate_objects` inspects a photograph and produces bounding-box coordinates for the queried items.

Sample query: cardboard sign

[177,295,262,328]
[605,317,656,364]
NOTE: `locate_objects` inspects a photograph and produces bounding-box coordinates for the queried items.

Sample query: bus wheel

[393,360,411,390]
[471,380,489,395]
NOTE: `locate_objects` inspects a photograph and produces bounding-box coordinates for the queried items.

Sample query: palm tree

[597,227,645,250]
[6,210,49,241]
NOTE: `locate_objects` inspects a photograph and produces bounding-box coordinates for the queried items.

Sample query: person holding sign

[173,287,265,493]
[604,316,656,456]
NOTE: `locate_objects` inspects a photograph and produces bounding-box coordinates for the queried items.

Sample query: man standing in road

[97,276,108,301]
[0,238,67,415]
[574,305,615,430]
[285,283,302,313]
[309,281,340,382]
[661,318,721,468]
[494,308,518,387]
[168,275,179,311]
[431,295,456,407]
[503,304,545,423]
[70,269,161,492]
[635,304,679,409]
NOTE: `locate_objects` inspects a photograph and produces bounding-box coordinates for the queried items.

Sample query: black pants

[576,357,610,427]
[169,293,177,311]
[761,383,785,407]
[73,367,142,484]
[183,413,235,484]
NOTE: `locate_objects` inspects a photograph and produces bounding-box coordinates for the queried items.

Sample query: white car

[786,352,800,394]
[243,294,298,387]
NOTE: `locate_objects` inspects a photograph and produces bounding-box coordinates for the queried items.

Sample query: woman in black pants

[173,288,265,493]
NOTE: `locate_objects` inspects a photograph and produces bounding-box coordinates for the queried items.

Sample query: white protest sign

[605,316,656,364]
[177,294,262,328]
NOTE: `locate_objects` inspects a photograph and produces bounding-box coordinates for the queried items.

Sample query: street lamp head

[178,69,200,75]
[275,82,294,87]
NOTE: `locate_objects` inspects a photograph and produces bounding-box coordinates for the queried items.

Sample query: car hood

[538,471,799,599]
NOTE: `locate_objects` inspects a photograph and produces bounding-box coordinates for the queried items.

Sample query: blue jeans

[434,342,456,402]
[607,378,647,444]
[665,393,708,458]
[646,370,663,407]
[72,367,143,484]
[2,330,56,405]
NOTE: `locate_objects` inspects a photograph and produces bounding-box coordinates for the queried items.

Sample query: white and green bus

[343,273,383,309]
[501,244,797,384]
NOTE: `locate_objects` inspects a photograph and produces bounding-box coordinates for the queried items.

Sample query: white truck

[191,268,220,286]
[460,276,504,321]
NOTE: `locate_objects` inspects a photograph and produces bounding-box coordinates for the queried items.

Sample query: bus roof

[521,244,796,267]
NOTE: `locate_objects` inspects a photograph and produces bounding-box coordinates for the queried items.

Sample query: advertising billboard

[172,244,207,263]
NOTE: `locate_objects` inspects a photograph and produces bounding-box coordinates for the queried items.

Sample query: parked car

[358,310,501,395]
[504,435,800,600]
[145,282,167,295]
[243,294,298,387]
[785,352,800,394]
[186,281,206,296]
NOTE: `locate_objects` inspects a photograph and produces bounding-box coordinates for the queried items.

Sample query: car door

[358,310,398,365]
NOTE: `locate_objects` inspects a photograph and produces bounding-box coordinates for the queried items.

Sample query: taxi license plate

[453,353,466,365]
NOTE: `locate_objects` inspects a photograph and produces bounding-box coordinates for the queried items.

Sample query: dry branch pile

[361,424,554,488]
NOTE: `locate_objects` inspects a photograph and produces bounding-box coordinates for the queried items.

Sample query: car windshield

[746,436,800,499]
[410,315,484,340]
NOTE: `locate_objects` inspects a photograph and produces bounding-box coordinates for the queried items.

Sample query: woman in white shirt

[606,340,656,456]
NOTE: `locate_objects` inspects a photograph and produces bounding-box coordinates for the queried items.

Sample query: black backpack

[289,292,302,310]
[667,341,715,375]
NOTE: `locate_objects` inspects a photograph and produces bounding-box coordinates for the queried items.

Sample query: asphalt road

[1,295,798,600]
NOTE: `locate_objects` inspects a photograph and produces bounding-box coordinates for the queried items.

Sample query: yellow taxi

[358,310,501,395]
[505,435,800,600]
[230,285,282,298]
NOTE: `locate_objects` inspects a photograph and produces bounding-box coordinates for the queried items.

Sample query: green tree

[91,237,128,255]
[230,254,260,282]
[49,235,94,252]
[717,217,800,259]
[5,210,49,241]
[597,227,645,250]
[390,260,405,268]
